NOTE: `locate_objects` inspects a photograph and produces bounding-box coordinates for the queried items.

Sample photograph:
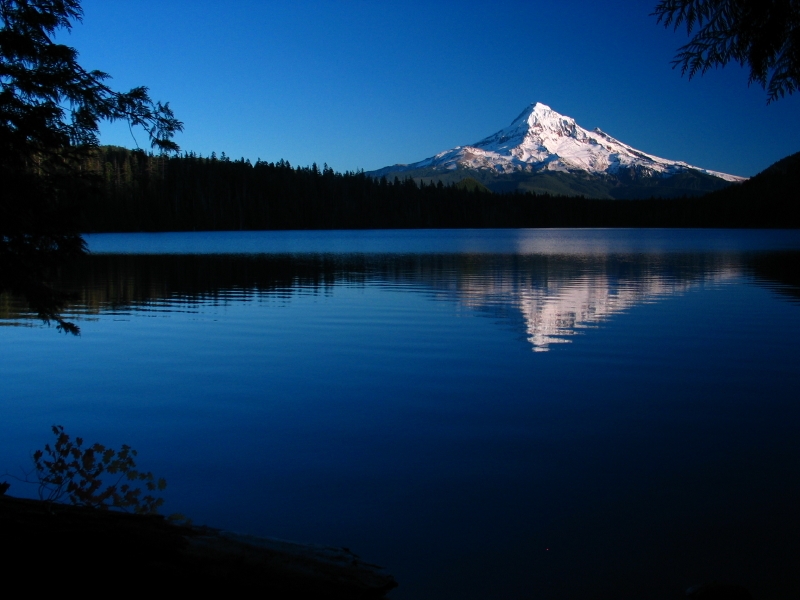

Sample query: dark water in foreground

[2,229,799,599]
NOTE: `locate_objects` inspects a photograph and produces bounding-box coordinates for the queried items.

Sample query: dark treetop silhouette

[0,0,181,332]
[654,0,800,102]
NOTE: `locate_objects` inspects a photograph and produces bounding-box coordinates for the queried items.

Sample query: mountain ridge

[367,103,745,199]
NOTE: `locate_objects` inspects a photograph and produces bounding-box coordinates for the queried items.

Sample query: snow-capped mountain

[368,103,745,198]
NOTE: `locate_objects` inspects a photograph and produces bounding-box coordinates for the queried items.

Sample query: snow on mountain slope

[384,103,744,183]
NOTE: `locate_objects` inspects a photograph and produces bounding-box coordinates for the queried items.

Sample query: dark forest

[74,146,798,231]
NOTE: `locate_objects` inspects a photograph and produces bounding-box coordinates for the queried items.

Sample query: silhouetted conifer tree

[0,0,181,331]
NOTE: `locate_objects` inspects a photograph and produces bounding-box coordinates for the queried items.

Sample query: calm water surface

[2,229,799,599]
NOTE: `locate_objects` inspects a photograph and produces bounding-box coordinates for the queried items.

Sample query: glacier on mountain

[381,103,744,183]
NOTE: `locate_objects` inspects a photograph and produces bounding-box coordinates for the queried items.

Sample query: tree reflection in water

[4,249,797,348]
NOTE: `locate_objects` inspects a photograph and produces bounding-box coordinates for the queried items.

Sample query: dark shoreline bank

[0,494,397,598]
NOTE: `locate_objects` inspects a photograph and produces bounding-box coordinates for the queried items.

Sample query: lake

[2,228,799,598]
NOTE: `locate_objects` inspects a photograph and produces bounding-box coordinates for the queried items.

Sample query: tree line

[73,146,796,231]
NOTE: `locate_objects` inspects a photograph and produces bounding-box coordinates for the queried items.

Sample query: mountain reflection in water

[2,230,800,600]
[2,249,794,351]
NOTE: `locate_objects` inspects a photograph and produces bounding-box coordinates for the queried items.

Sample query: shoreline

[0,494,397,598]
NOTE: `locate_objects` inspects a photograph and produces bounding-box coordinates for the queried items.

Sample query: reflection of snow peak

[457,268,739,352]
[518,277,661,351]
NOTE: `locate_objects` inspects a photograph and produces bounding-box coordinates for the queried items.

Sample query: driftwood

[0,495,397,598]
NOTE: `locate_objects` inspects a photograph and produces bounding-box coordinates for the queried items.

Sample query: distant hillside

[701,151,799,207]
[380,164,733,199]
[453,177,491,193]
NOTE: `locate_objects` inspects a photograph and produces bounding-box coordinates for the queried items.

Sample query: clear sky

[63,0,800,178]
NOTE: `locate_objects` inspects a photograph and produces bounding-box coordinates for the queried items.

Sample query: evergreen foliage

[1,0,181,330]
[655,0,800,101]
[71,146,797,230]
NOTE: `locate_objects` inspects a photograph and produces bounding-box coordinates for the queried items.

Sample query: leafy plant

[30,425,167,514]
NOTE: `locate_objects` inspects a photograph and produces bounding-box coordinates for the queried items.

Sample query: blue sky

[64,0,800,177]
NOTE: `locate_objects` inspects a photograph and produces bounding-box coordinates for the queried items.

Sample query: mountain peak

[514,103,576,131]
[367,103,746,193]
[473,102,589,158]
[515,101,553,120]
[521,101,554,115]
